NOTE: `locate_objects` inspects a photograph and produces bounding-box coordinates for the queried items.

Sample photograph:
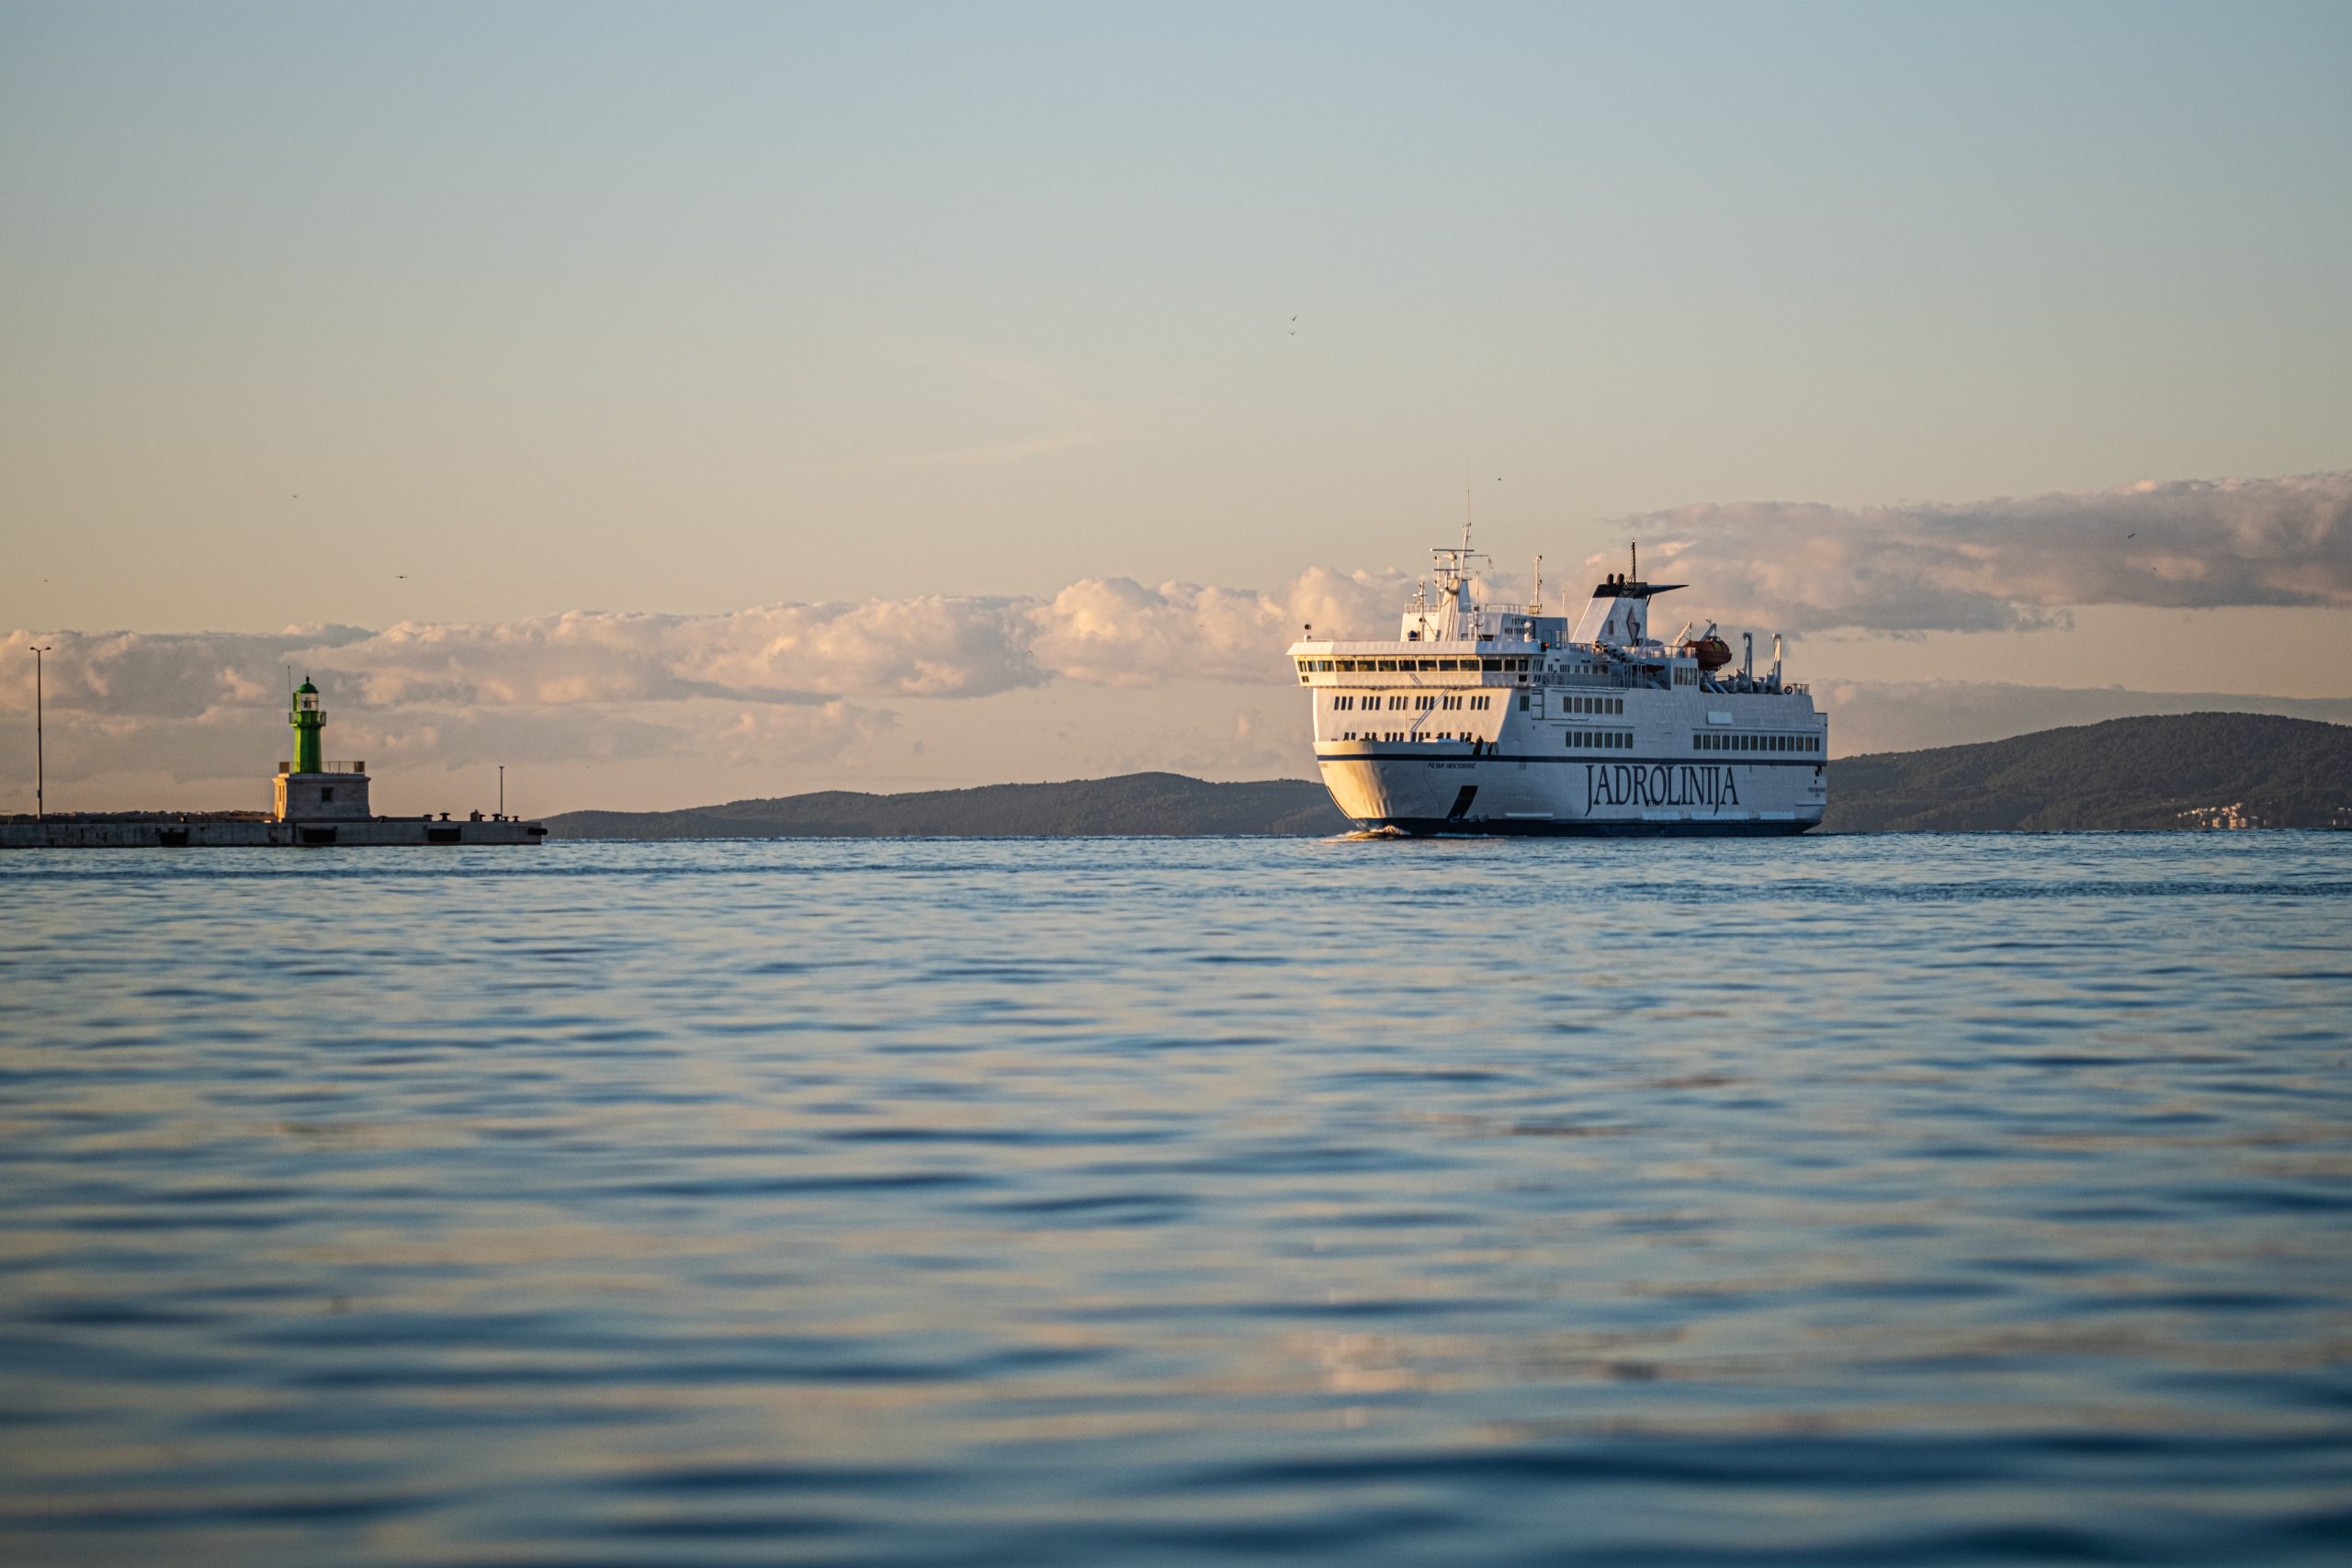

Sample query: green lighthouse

[274,677,370,825]
[290,678,325,774]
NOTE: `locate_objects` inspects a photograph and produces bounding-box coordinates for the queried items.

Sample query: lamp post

[28,645,52,821]
[498,764,504,818]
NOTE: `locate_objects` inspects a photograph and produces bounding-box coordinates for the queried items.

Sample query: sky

[3,1,2348,816]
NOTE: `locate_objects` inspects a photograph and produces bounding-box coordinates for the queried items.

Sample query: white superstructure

[1287,534,1826,835]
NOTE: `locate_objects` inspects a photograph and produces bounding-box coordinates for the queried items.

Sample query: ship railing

[278,760,367,774]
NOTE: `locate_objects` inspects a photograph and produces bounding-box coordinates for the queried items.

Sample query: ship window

[1518,693,1529,712]
[320,787,335,803]
[1482,657,1501,671]
[1419,659,1439,670]
[1378,660,1396,671]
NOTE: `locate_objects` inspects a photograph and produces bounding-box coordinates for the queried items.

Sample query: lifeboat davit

[1683,634,1733,671]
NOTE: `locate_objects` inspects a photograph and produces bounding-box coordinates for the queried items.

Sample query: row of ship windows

[1332,694,1494,712]
[1300,657,1532,674]
[1697,732,1818,753]
[1327,730,1821,753]
[1559,695,1623,715]
[1327,731,1628,749]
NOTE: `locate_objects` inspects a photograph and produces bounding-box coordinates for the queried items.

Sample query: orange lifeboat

[1683,634,1733,671]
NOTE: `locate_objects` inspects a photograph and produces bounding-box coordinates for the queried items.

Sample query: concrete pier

[2,815,547,849]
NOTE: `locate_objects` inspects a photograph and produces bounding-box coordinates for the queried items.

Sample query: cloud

[1026,568,1410,685]
[8,474,2346,726]
[4,570,1415,719]
[1597,471,2352,634]
[0,626,375,718]
[8,470,2348,803]
[312,600,1046,707]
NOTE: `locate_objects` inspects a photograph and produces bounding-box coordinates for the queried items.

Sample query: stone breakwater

[2,816,545,848]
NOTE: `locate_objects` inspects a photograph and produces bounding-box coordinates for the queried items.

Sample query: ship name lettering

[1586,764,1740,813]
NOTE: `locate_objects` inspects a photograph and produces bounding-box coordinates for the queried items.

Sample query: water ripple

[2,831,2348,1564]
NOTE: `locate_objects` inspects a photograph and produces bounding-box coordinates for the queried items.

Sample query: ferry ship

[1288,534,1826,835]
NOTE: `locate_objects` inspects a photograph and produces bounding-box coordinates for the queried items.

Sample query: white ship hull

[1317,748,1822,836]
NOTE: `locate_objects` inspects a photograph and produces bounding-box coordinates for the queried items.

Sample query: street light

[28,645,52,821]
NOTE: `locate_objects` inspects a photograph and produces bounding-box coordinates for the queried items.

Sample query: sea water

[2,833,2347,1565]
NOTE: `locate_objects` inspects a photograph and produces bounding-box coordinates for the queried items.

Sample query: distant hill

[544,773,1351,840]
[1822,713,2352,831]
[543,715,2352,840]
